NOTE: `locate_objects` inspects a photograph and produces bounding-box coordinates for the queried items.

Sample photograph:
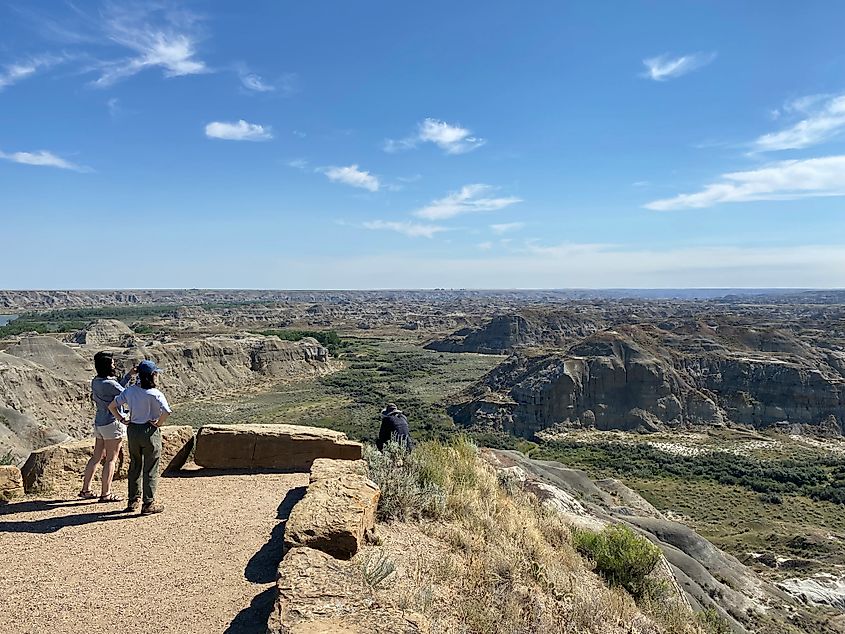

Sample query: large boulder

[0,465,24,500]
[193,424,362,471]
[20,425,195,493]
[285,459,379,559]
[268,546,428,634]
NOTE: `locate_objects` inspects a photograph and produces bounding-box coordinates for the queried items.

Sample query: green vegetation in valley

[251,328,347,355]
[533,439,845,581]
[171,337,503,446]
[533,440,845,504]
[0,304,182,338]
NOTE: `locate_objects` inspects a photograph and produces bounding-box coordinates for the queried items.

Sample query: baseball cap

[137,359,163,376]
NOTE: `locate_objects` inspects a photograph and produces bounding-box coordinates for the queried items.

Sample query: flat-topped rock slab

[285,459,379,559]
[269,546,429,634]
[194,423,362,471]
[0,465,24,500]
[20,425,195,493]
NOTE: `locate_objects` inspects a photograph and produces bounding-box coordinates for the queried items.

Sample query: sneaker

[141,501,165,515]
[125,499,140,513]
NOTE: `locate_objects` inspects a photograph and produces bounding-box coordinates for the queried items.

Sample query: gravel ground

[0,470,309,634]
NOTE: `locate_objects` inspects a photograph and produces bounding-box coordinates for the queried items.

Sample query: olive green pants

[126,423,161,505]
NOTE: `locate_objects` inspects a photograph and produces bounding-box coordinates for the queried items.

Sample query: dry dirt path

[0,469,309,634]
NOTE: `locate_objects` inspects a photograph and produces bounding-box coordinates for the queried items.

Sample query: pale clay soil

[0,468,309,634]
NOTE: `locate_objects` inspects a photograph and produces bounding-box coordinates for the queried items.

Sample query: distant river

[0,315,18,326]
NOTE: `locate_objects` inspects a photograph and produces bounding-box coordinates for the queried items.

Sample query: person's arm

[108,398,128,424]
[151,391,172,428]
[153,411,170,428]
[119,367,137,388]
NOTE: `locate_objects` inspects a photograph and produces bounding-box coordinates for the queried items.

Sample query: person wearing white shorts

[79,351,135,502]
[93,420,126,441]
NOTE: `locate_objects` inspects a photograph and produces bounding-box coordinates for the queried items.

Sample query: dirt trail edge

[0,471,309,634]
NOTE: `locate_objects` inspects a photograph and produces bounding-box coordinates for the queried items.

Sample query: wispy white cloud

[645,155,845,210]
[205,120,272,141]
[323,165,380,192]
[362,220,446,238]
[414,184,521,220]
[753,94,845,151]
[286,158,309,169]
[490,222,524,234]
[642,52,716,81]
[239,71,273,92]
[477,241,494,250]
[0,149,89,172]
[0,54,65,90]
[384,118,486,155]
[93,5,209,86]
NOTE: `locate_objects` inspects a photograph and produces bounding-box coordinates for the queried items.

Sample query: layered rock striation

[0,321,333,461]
[450,325,845,436]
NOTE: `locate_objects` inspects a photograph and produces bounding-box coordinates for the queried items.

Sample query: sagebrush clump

[573,524,662,598]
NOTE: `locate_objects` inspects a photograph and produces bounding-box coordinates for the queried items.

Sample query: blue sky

[1,1,844,289]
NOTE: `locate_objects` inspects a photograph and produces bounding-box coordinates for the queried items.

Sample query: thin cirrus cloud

[239,71,274,92]
[0,55,65,91]
[0,148,90,172]
[205,120,272,141]
[641,52,716,81]
[362,220,446,238]
[414,184,521,220]
[753,94,845,152]
[490,222,525,234]
[384,118,486,155]
[92,4,210,86]
[644,155,845,210]
[323,165,380,192]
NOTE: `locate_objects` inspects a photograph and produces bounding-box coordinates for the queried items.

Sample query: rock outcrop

[0,325,333,461]
[194,424,362,470]
[20,425,195,493]
[284,458,379,559]
[267,546,429,634]
[450,327,845,436]
[483,449,816,634]
[0,465,24,499]
[425,309,603,354]
[73,319,134,346]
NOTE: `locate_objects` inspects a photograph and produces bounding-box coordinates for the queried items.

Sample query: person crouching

[377,403,414,451]
[109,360,172,515]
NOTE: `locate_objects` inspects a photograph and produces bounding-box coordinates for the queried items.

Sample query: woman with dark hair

[109,360,171,515]
[79,351,135,502]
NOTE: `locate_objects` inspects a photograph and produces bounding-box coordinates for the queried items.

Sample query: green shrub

[573,524,661,598]
[696,607,732,634]
[0,449,16,466]
[253,329,347,355]
[364,441,447,521]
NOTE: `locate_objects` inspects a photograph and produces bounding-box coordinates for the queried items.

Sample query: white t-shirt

[113,385,172,425]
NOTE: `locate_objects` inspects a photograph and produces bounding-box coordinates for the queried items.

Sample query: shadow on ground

[224,485,308,634]
[0,498,128,533]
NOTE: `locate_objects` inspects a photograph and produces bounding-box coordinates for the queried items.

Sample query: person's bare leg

[100,438,122,497]
[81,437,105,494]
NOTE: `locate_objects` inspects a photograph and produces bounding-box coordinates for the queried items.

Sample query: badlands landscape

[2,289,845,633]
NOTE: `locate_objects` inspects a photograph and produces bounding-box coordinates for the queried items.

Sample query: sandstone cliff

[449,325,845,436]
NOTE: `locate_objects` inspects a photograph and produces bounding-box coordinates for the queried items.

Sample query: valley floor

[0,469,308,634]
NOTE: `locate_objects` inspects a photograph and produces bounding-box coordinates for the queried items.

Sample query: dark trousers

[127,423,161,504]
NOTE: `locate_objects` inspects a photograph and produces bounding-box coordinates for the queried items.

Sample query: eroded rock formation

[450,326,845,436]
[0,321,333,461]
